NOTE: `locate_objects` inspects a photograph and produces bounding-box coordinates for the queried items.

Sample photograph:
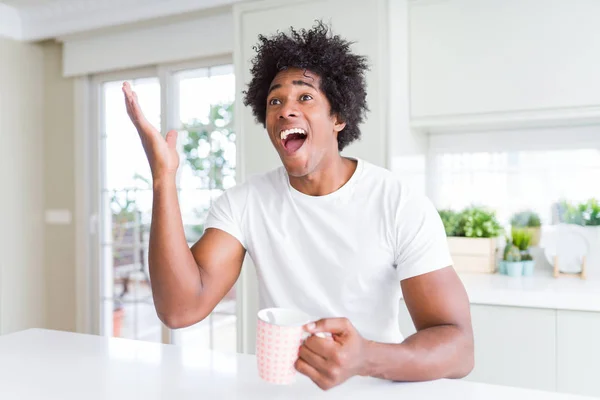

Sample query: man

[122,21,474,391]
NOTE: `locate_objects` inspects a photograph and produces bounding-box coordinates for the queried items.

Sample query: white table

[0,329,593,399]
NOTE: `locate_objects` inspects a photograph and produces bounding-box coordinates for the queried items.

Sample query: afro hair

[242,20,370,151]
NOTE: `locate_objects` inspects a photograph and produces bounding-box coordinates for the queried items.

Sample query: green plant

[520,251,533,261]
[511,228,532,251]
[438,209,460,237]
[181,102,235,190]
[503,244,522,262]
[457,206,504,238]
[181,102,235,241]
[510,210,541,228]
[438,206,503,238]
[505,228,535,263]
[556,198,600,226]
[584,198,600,226]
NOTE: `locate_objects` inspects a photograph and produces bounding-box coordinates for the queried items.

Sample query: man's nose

[279,102,299,119]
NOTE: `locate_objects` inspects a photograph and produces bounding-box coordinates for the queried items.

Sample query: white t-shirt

[205,158,453,344]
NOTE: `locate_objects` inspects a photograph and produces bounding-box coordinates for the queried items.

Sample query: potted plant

[440,206,504,274]
[547,198,600,275]
[511,228,535,276]
[503,244,523,277]
[510,210,541,246]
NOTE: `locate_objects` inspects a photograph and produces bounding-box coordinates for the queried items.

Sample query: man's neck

[289,156,358,196]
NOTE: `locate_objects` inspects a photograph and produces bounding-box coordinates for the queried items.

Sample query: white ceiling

[1,0,70,7]
[1,0,64,7]
[0,0,243,41]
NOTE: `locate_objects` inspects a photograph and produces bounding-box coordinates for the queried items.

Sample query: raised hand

[122,82,179,181]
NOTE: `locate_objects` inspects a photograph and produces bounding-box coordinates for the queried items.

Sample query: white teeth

[280,128,307,140]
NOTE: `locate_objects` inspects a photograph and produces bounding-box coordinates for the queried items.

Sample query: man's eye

[269,98,281,105]
[300,94,313,101]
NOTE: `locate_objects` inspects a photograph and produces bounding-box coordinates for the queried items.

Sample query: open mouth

[280,128,307,153]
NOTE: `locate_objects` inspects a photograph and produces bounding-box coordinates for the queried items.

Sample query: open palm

[122,82,179,180]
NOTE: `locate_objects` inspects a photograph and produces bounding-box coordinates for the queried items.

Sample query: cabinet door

[557,310,600,398]
[410,0,600,118]
[466,305,556,392]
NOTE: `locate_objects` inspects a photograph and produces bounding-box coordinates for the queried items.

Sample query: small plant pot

[498,261,507,275]
[522,260,535,276]
[505,261,524,277]
[113,308,125,337]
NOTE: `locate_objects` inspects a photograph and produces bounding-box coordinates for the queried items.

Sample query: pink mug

[256,308,314,385]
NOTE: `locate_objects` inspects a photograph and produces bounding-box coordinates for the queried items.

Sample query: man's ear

[333,114,346,133]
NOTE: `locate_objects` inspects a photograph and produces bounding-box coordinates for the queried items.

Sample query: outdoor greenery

[111,173,151,244]
[181,102,235,190]
[439,206,503,238]
[180,102,235,239]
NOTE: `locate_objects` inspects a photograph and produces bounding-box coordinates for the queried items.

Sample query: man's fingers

[122,82,157,136]
[303,335,337,360]
[295,358,331,391]
[305,318,352,336]
[298,343,328,373]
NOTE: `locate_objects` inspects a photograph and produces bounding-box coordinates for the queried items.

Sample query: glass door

[98,75,166,343]
[170,64,237,352]
[94,61,237,352]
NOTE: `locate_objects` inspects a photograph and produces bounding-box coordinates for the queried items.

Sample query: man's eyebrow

[267,83,281,94]
[267,80,317,94]
[292,80,317,90]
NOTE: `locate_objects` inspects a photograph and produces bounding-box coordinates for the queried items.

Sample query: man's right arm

[149,178,245,329]
[122,82,245,329]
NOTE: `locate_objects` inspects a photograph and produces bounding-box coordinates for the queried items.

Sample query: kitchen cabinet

[557,310,600,398]
[409,0,600,123]
[466,305,556,392]
[398,300,600,398]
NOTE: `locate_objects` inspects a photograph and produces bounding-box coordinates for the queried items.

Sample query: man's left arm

[364,265,474,381]
[295,266,474,390]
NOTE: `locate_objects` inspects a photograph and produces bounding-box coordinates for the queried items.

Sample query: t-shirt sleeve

[394,192,453,281]
[204,190,247,249]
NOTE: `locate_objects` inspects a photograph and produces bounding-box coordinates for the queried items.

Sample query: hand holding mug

[296,318,370,391]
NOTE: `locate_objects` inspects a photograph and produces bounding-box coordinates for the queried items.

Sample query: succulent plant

[511,228,532,251]
[504,244,522,262]
[520,251,533,261]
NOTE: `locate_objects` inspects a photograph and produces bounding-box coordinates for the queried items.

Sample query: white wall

[410,0,600,118]
[0,37,46,334]
[388,0,427,195]
[43,42,77,333]
[62,8,234,77]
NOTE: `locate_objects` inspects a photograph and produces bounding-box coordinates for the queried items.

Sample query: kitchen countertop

[0,329,594,400]
[455,271,600,312]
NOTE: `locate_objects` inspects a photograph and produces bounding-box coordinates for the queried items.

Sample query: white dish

[541,224,590,273]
